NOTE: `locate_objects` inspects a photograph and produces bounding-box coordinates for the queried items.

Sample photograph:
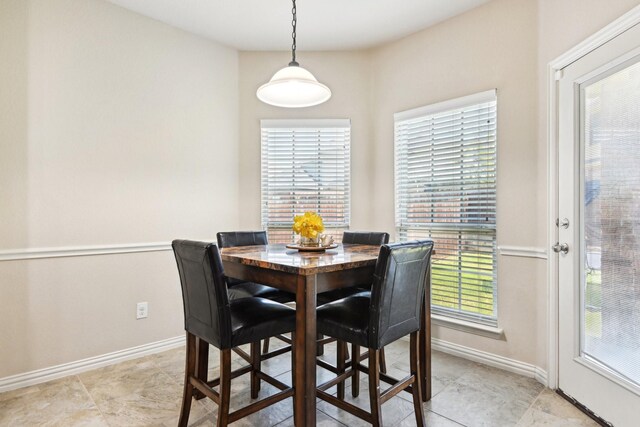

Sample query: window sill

[432,314,505,340]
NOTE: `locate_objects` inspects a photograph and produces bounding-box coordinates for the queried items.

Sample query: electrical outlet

[136,302,148,319]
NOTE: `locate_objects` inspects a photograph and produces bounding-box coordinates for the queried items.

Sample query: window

[394,90,497,325]
[261,119,350,243]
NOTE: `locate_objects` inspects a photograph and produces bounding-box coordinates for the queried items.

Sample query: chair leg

[368,349,383,427]
[262,338,270,354]
[290,332,296,386]
[178,332,196,427]
[352,343,360,397]
[317,333,325,356]
[250,342,261,399]
[291,332,297,422]
[379,347,387,374]
[194,337,209,400]
[410,332,425,427]
[336,340,347,400]
[217,349,231,427]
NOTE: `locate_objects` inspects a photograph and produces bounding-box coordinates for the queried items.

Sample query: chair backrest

[216,231,268,286]
[342,231,390,245]
[172,240,232,349]
[217,231,268,248]
[368,240,434,349]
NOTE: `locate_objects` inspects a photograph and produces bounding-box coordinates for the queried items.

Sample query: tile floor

[0,340,598,426]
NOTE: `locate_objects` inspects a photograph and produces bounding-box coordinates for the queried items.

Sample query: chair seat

[317,291,371,348]
[228,281,295,303]
[317,286,368,305]
[230,297,296,347]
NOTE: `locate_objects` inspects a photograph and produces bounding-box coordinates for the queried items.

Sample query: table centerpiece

[292,211,324,246]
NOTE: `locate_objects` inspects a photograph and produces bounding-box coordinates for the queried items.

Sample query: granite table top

[220,243,380,276]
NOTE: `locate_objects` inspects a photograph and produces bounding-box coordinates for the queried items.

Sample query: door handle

[552,243,569,254]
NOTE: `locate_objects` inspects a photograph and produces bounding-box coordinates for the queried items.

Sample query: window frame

[394,90,498,326]
[260,119,351,243]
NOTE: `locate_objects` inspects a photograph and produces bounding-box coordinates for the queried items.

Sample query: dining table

[218,243,432,427]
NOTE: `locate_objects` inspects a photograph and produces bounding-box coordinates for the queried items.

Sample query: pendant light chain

[256,0,331,107]
[290,0,298,66]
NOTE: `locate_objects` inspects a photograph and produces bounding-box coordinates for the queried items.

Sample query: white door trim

[546,4,640,390]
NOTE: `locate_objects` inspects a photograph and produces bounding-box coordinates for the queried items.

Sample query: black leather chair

[341,231,391,246]
[217,231,296,354]
[317,231,390,305]
[316,240,434,427]
[216,231,295,303]
[317,231,390,368]
[172,240,296,427]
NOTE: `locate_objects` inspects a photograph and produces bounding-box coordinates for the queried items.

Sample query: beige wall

[0,0,28,250]
[238,51,373,230]
[539,0,640,64]
[3,0,639,381]
[0,0,239,377]
[536,0,640,236]
[367,0,639,369]
[238,0,640,371]
[370,0,543,366]
[368,0,640,369]
[238,0,545,366]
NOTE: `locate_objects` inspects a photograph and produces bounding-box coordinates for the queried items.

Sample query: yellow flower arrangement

[292,211,324,239]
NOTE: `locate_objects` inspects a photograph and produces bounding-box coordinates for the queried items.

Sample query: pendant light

[256,0,331,108]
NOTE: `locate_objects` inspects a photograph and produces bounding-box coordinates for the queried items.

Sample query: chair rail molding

[498,245,548,259]
[0,241,202,262]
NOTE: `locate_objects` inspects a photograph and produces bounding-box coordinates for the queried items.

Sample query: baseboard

[534,366,548,385]
[0,335,185,393]
[399,336,548,386]
[2,334,549,393]
[431,337,548,386]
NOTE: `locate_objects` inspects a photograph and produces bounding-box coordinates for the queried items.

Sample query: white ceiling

[105,0,490,51]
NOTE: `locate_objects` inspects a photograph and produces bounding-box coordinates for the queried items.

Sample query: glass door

[557,23,640,427]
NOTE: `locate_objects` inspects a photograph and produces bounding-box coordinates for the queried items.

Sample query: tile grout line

[424,377,468,424]
[161,360,221,424]
[318,407,350,426]
[426,406,471,426]
[428,409,469,427]
[427,366,546,427]
[76,374,111,426]
[398,409,469,427]
[148,353,219,424]
[513,387,545,425]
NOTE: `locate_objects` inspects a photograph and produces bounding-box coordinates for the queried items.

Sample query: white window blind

[394,90,498,325]
[261,119,351,244]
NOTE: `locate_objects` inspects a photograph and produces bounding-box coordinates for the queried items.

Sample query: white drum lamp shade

[257,64,331,108]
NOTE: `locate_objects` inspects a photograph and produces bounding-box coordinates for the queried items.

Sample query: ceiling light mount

[256,0,331,108]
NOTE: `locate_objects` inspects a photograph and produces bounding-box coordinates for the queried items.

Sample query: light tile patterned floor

[0,340,598,426]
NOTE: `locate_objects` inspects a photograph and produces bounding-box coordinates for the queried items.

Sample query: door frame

[547,5,640,390]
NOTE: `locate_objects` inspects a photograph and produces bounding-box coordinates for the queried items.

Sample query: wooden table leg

[294,274,317,426]
[420,265,432,401]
